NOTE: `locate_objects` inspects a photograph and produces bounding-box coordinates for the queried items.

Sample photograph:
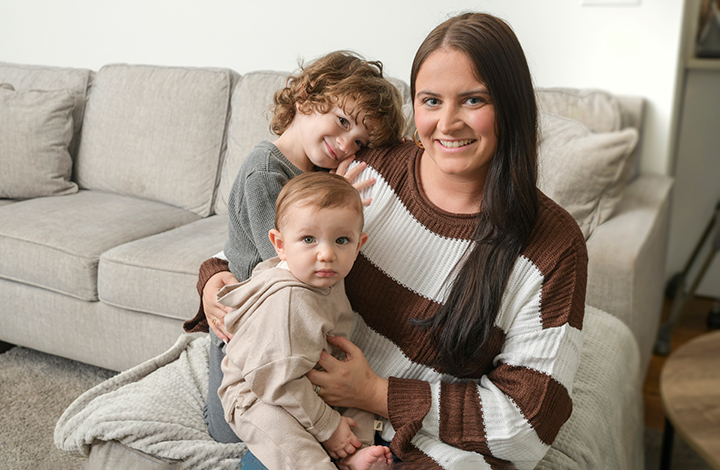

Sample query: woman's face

[414,48,497,185]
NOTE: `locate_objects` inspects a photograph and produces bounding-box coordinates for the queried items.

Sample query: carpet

[0,344,714,470]
[0,345,116,470]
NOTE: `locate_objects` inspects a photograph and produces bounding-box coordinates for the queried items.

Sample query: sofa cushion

[75,64,235,217]
[538,112,639,239]
[0,190,200,301]
[536,88,623,133]
[0,86,78,199]
[215,71,289,215]
[0,62,93,159]
[98,215,228,321]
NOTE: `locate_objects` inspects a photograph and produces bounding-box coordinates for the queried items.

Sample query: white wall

[1,0,685,174]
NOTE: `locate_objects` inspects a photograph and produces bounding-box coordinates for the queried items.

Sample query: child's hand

[322,416,362,460]
[332,156,375,206]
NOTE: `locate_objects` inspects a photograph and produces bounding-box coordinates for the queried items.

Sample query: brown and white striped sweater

[189,142,588,469]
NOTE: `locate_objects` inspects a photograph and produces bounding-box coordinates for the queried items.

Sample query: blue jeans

[238,450,268,470]
[205,330,242,443]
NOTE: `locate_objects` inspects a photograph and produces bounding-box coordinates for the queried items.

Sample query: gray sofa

[1,61,673,468]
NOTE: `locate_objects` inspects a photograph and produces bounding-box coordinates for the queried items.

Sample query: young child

[182,50,406,443]
[217,173,392,470]
[223,50,405,284]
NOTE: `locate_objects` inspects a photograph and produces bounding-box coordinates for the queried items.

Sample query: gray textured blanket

[54,334,246,470]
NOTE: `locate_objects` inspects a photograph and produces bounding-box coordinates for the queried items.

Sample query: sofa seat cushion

[75,64,236,217]
[98,216,228,321]
[0,190,200,301]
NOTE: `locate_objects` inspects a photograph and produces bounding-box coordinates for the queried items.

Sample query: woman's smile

[438,139,476,149]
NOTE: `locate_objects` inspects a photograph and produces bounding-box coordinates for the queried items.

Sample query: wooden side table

[660,330,720,469]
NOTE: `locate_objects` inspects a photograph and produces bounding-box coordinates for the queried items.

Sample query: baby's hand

[322,416,362,460]
[332,156,375,206]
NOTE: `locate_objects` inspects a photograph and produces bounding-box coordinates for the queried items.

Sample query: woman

[188,12,587,469]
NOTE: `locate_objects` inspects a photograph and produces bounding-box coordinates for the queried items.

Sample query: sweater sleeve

[182,257,230,333]
[388,235,587,468]
[224,169,287,280]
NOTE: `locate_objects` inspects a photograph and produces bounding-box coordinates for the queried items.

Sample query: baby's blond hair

[274,172,364,232]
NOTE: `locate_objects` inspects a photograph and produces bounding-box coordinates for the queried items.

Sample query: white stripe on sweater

[412,431,492,469]
[358,166,471,304]
[496,256,584,392]
[478,377,550,470]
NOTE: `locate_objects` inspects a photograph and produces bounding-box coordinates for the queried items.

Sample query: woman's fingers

[325,334,360,359]
[203,271,238,342]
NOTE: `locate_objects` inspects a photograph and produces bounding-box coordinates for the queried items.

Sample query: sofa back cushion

[214,71,289,215]
[0,62,93,159]
[75,64,235,217]
[536,88,643,239]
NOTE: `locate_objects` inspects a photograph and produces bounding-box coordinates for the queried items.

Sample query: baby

[217,172,392,470]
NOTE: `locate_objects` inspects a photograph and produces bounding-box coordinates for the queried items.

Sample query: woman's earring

[413,129,424,149]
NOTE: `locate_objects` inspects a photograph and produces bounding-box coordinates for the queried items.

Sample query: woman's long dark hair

[411,13,539,377]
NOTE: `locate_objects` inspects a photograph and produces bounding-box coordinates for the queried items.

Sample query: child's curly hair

[271,50,406,149]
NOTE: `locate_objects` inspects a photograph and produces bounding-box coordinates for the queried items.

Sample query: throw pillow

[0,86,78,199]
[538,112,638,239]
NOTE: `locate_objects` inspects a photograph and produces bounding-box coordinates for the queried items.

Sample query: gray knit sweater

[223,141,303,282]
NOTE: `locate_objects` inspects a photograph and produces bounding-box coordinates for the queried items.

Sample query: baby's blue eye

[302,236,315,244]
[336,237,349,245]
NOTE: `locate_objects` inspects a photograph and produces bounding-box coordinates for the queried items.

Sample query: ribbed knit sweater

[187,142,588,469]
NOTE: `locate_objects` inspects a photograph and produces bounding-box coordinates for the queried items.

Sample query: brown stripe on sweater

[346,254,442,368]
[489,363,572,445]
[183,257,231,333]
[522,192,587,331]
[438,380,490,455]
[357,144,477,240]
[388,377,432,456]
[388,377,432,463]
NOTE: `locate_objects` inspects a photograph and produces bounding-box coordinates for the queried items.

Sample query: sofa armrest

[585,174,674,374]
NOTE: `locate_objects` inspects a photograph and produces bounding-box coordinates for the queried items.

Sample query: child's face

[269,205,368,288]
[294,99,371,170]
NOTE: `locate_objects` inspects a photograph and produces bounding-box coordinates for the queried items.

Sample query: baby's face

[273,205,366,288]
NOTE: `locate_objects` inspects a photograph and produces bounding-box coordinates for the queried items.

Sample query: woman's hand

[202,271,239,342]
[333,156,375,206]
[307,335,389,418]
